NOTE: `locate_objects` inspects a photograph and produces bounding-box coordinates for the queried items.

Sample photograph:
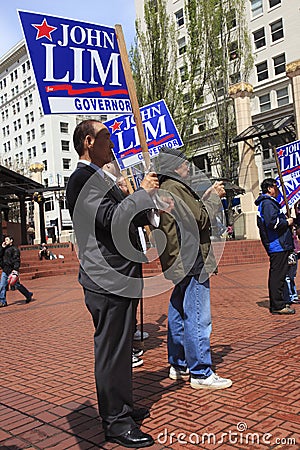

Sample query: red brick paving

[0,262,299,449]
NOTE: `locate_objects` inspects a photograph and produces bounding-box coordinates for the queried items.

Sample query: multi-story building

[135,0,299,184]
[0,40,108,241]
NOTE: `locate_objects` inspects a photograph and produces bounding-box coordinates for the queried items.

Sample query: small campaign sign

[18,10,131,115]
[276,139,300,209]
[104,99,183,170]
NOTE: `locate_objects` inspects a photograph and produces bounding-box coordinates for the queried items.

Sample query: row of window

[0,61,31,90]
[251,0,281,17]
[253,18,283,51]
[2,139,71,155]
[258,86,289,112]
[2,155,72,173]
[256,53,285,82]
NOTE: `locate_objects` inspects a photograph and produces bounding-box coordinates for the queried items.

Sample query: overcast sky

[0,0,136,57]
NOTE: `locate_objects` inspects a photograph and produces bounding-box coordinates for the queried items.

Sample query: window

[63,177,69,187]
[256,61,268,82]
[269,0,281,7]
[273,53,285,75]
[263,148,271,160]
[227,9,236,29]
[63,158,71,170]
[259,93,271,112]
[61,140,70,152]
[44,197,54,212]
[32,146,37,157]
[253,28,266,49]
[197,116,206,132]
[179,66,188,82]
[276,87,289,106]
[251,0,263,17]
[175,9,184,27]
[230,72,241,84]
[42,160,48,171]
[40,124,45,136]
[178,37,186,55]
[41,142,46,153]
[60,122,69,133]
[228,41,239,60]
[217,80,225,97]
[270,19,284,42]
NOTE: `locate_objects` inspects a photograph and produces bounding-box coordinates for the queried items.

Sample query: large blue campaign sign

[276,139,300,209]
[104,99,183,170]
[18,10,131,115]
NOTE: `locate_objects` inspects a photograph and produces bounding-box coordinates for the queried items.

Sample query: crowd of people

[1,118,298,448]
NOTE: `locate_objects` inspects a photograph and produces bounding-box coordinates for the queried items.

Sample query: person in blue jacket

[255,178,295,315]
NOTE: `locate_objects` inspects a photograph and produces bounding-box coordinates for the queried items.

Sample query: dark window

[253,28,266,49]
[270,19,284,42]
[273,53,285,75]
[269,0,281,7]
[256,61,268,82]
[175,9,184,27]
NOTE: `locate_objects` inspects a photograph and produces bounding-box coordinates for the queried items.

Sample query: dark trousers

[84,288,138,437]
[269,251,289,312]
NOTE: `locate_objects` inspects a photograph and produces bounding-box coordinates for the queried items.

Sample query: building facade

[135,0,299,184]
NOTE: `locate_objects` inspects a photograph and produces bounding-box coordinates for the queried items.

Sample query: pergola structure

[0,165,44,244]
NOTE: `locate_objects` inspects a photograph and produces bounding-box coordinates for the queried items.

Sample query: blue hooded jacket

[255,194,293,254]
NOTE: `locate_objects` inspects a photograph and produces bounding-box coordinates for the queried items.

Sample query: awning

[0,165,43,198]
[233,114,296,144]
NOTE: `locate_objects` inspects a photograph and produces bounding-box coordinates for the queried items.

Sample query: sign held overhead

[18,10,131,115]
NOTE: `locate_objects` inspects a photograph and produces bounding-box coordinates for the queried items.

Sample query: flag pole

[272,146,290,217]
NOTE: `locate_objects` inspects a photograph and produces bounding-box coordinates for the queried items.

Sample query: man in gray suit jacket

[66,119,158,448]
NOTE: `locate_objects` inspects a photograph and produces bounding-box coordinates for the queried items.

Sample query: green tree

[130,0,181,118]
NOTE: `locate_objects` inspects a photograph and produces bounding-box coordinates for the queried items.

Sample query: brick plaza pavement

[0,262,299,449]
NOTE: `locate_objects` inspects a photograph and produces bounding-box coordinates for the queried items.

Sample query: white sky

[0,0,136,57]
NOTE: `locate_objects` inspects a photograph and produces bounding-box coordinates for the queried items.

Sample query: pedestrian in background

[255,178,295,315]
[0,236,33,307]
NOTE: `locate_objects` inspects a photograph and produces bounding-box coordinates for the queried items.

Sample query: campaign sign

[276,139,300,209]
[18,10,131,115]
[104,99,183,170]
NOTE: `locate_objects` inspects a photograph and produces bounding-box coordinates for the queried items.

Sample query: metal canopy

[232,114,295,143]
[0,165,43,198]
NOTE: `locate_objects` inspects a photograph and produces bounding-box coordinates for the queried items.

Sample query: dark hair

[261,178,277,194]
[73,120,101,156]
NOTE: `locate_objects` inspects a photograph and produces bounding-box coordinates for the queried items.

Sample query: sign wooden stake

[115,24,151,171]
[272,146,290,217]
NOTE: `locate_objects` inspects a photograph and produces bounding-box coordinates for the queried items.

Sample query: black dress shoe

[132,407,150,421]
[106,427,154,448]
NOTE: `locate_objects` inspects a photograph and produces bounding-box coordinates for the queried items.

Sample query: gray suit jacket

[66,162,156,298]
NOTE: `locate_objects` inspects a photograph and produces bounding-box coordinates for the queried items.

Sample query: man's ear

[85,135,94,150]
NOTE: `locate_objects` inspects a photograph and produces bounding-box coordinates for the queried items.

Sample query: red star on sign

[110,120,122,133]
[277,149,284,157]
[32,18,57,41]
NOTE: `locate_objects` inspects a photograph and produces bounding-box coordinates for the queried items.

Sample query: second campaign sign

[104,100,183,170]
[18,10,131,115]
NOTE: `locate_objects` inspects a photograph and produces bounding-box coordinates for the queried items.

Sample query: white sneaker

[132,354,144,368]
[133,330,149,341]
[169,365,190,380]
[190,372,232,390]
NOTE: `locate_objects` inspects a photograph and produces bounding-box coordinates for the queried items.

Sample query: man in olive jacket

[157,146,232,390]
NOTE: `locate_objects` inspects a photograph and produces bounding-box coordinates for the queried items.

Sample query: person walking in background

[66,119,158,448]
[0,236,33,307]
[156,146,232,390]
[255,178,295,315]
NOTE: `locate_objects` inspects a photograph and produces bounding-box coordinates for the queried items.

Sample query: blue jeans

[168,275,213,378]
[0,271,31,304]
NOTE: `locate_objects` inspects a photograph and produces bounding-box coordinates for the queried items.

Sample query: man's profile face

[92,124,114,166]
